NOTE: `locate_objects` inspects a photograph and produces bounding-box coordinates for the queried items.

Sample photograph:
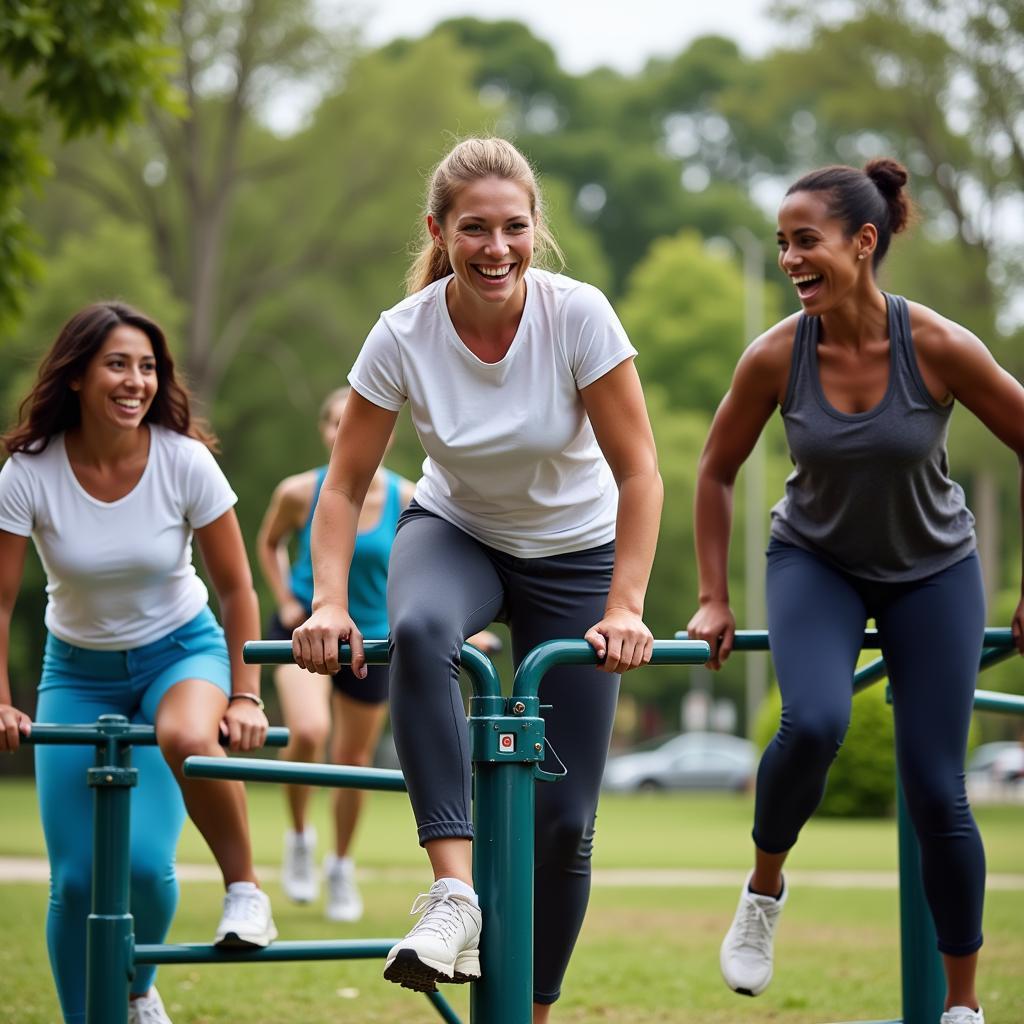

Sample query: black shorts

[265,610,388,705]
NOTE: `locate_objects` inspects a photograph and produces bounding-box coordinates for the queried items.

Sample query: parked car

[602,731,756,792]
[967,741,1024,785]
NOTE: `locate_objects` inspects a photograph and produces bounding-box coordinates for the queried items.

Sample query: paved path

[2,857,1023,890]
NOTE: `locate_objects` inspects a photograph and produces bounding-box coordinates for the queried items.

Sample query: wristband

[228,693,265,711]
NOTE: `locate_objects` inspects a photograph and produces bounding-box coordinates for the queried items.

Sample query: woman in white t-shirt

[292,137,663,1020]
[0,303,276,1024]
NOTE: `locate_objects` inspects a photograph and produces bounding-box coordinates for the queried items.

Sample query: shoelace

[734,897,774,955]
[291,844,314,880]
[407,889,466,940]
[224,890,266,923]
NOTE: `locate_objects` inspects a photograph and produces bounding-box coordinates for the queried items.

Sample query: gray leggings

[387,504,618,1004]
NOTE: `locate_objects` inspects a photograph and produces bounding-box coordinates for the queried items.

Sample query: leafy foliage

[0,0,179,324]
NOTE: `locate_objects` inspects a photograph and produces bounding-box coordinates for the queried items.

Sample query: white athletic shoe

[324,853,363,922]
[940,1008,985,1024]
[214,882,278,948]
[383,880,482,992]
[720,871,787,996]
[128,988,172,1024]
[281,827,319,903]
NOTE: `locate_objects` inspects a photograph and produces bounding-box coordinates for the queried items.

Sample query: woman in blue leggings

[687,159,1024,1024]
[0,303,276,1024]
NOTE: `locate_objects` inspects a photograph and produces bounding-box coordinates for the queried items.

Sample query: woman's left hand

[584,608,654,674]
[220,699,269,752]
[1011,597,1024,656]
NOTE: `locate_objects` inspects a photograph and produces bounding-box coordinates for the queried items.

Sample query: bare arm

[580,358,662,673]
[256,472,315,628]
[195,510,267,751]
[687,326,791,668]
[0,530,31,750]
[914,307,1024,654]
[292,392,399,677]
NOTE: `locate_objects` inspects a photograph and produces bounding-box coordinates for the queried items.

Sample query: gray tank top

[770,293,975,581]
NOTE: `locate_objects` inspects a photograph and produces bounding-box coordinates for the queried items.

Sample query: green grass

[2,781,1021,874]
[1,781,1021,1022]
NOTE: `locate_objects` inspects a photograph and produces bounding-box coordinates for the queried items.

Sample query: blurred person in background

[258,386,499,922]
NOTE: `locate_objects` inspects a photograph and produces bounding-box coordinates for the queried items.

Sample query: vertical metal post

[469,693,540,1024]
[86,715,137,1024]
[735,228,768,735]
[896,777,946,1024]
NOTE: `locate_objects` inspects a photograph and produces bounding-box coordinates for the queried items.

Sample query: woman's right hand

[686,601,736,671]
[292,604,365,679]
[0,703,32,753]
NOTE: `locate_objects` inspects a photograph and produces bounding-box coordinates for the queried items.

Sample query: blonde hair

[318,386,349,424]
[405,137,564,295]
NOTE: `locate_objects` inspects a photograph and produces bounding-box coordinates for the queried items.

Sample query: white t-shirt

[0,425,237,650]
[348,268,637,557]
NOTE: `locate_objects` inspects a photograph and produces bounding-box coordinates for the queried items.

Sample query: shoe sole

[214,926,279,949]
[383,948,481,992]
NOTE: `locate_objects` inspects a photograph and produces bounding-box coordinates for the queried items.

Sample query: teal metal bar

[513,638,711,698]
[184,756,407,791]
[27,723,290,747]
[85,716,137,1024]
[897,780,946,1024]
[135,938,398,963]
[242,638,503,700]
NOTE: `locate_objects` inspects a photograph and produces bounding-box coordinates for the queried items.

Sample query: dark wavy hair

[2,302,217,455]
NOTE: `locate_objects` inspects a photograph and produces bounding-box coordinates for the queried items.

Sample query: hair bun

[864,158,910,233]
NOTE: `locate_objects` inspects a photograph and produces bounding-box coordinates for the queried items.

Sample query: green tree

[618,230,780,416]
[0,0,179,325]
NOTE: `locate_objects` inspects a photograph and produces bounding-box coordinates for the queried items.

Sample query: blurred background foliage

[2,0,1022,784]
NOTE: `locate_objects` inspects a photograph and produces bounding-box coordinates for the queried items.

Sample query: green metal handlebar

[24,721,290,747]
[242,638,502,699]
[511,639,711,699]
[676,627,1016,652]
[183,756,407,791]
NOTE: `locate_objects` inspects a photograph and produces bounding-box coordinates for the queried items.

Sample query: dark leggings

[387,506,618,1004]
[756,540,986,955]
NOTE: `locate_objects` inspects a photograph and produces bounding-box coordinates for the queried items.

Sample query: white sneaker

[214,882,278,948]
[383,880,482,992]
[128,988,172,1024]
[324,853,363,922]
[940,1008,984,1024]
[720,871,787,996]
[282,827,319,903]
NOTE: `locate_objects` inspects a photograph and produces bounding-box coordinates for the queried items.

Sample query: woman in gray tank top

[687,159,1024,1024]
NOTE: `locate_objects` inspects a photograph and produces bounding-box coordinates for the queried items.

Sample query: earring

[858,253,866,260]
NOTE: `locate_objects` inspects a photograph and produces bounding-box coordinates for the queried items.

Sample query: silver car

[602,731,757,792]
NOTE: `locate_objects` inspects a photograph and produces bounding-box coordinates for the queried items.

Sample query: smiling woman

[0,303,277,1024]
[686,160,1024,1024]
[291,137,663,1023]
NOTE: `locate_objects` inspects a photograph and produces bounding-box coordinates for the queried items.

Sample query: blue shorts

[265,607,388,705]
[40,606,232,715]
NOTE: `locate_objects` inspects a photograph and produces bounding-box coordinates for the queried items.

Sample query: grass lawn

[1,780,1021,1023]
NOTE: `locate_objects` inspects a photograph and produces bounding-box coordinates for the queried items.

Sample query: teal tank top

[289,468,402,637]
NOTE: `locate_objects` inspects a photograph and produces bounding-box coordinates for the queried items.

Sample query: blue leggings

[757,541,986,955]
[34,608,231,1024]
